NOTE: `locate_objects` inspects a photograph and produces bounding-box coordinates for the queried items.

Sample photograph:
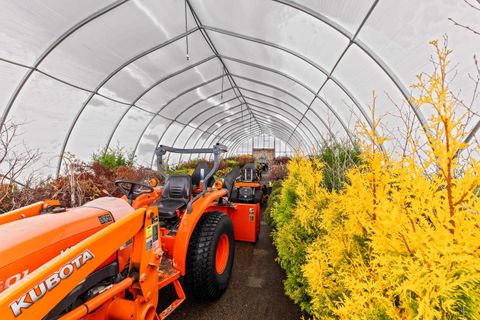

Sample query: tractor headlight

[214,180,224,189]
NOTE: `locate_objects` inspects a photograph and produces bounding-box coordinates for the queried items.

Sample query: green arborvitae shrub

[316,139,361,191]
[264,181,283,226]
[92,147,134,169]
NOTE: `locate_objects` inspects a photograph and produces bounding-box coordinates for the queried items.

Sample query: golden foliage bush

[271,155,328,313]
[271,41,480,319]
[303,41,480,319]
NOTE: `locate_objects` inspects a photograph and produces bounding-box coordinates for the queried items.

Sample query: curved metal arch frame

[180,99,244,127]
[53,12,378,172]
[241,91,333,140]
[247,115,307,147]
[98,55,221,135]
[167,85,324,158]
[148,89,239,132]
[240,88,325,135]
[184,96,320,147]
[200,25,376,130]
[272,0,429,142]
[148,79,327,153]
[106,74,232,156]
[202,104,316,151]
[174,95,239,124]
[284,0,378,144]
[222,55,317,95]
[246,106,321,151]
[1,0,439,173]
[224,125,304,158]
[161,75,326,140]
[131,70,322,165]
[241,91,330,138]
[207,107,308,144]
[47,35,364,172]
[186,0,264,139]
[173,104,267,157]
[106,44,357,166]
[58,9,378,172]
[182,74,333,143]
[201,116,300,152]
[55,27,206,175]
[130,75,233,158]
[158,121,299,165]
[226,125,306,156]
[202,113,306,152]
[130,86,237,160]
[228,134,297,157]
[178,103,251,162]
[218,123,301,155]
[197,103,315,147]
[156,104,314,163]
[222,56,356,143]
[0,0,129,132]
[243,101,321,146]
[233,76,308,112]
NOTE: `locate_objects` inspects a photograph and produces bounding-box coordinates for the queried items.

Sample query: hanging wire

[250,108,252,133]
[220,68,225,100]
[241,102,244,125]
[184,0,189,60]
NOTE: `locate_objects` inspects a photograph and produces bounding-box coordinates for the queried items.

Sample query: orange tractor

[0,144,261,320]
[231,163,268,207]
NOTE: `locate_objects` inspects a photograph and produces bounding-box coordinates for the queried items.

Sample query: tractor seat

[155,175,192,220]
[191,162,213,190]
[241,163,257,182]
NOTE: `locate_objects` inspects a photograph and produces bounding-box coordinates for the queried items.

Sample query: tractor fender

[172,189,227,275]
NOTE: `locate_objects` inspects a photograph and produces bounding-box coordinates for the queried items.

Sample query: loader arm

[0,200,60,225]
[0,206,160,320]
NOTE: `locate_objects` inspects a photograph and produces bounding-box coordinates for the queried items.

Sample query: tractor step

[158,256,179,288]
[157,256,185,319]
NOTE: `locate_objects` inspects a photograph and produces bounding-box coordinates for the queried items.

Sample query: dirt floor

[168,207,302,320]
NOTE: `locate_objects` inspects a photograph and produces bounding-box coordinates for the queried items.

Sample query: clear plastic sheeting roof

[0,0,478,179]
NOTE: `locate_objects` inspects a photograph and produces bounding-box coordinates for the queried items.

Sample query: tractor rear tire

[184,211,235,300]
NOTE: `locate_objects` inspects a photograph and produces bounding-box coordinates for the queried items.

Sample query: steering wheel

[114,179,154,203]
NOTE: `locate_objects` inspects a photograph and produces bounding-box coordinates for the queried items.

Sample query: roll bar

[154,143,228,194]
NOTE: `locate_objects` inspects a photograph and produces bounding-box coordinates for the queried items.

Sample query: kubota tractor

[0,144,261,320]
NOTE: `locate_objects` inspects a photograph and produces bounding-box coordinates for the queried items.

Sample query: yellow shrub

[271,155,329,312]
[303,41,480,319]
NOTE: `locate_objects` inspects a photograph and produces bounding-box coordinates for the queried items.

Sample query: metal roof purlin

[156,83,326,153]
[221,54,356,144]
[186,0,264,135]
[275,0,429,147]
[0,0,130,134]
[285,0,380,146]
[56,26,202,176]
[149,98,312,165]
[199,25,374,138]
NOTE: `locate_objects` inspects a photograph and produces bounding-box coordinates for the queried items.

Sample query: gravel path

[167,207,302,320]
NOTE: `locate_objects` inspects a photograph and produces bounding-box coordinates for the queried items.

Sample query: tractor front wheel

[185,211,235,300]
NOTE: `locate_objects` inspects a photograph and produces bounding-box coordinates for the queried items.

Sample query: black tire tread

[184,211,233,300]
